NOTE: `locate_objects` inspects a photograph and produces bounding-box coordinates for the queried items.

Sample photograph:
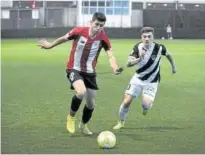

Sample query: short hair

[92,12,106,22]
[141,27,154,34]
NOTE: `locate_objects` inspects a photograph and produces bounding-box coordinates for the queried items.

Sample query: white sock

[119,103,129,121]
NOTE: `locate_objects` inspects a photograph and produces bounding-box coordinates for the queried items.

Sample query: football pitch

[1,39,205,154]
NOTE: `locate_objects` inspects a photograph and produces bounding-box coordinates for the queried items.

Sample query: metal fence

[2,1,205,30]
[143,9,205,29]
[1,1,205,39]
[1,8,77,29]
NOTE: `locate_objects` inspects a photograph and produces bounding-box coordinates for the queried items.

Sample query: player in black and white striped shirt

[113,27,176,130]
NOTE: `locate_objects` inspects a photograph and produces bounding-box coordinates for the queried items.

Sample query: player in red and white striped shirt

[39,12,123,135]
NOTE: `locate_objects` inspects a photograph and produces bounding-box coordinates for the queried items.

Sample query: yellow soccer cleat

[79,122,93,135]
[113,121,125,130]
[67,115,75,134]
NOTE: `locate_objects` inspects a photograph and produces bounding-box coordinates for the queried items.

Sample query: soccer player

[113,27,176,130]
[38,12,123,135]
[166,24,173,39]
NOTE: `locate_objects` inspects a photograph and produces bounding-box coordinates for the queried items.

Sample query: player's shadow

[125,126,182,132]
[119,132,146,141]
[115,126,183,141]
[62,129,101,138]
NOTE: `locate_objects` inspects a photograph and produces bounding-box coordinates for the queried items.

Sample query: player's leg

[113,77,142,130]
[113,93,135,130]
[70,80,87,116]
[170,32,173,39]
[78,74,98,135]
[141,82,158,115]
[79,89,96,135]
[66,70,87,133]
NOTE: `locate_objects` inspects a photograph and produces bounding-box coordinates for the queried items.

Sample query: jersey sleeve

[129,44,140,58]
[66,27,81,40]
[101,32,111,51]
[161,44,168,56]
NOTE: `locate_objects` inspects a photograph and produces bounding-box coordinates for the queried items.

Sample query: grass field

[1,39,205,154]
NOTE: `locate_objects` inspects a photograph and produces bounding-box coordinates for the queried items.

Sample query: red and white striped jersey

[66,27,111,74]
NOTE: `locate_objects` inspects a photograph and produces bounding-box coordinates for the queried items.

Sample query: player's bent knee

[73,79,87,99]
[143,97,153,103]
[142,98,153,109]
[123,94,134,105]
[86,90,96,109]
[86,102,95,110]
[86,97,95,109]
[76,89,87,99]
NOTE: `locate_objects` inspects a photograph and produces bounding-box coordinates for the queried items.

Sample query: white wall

[1,0,13,7]
[131,10,143,27]
[63,8,77,26]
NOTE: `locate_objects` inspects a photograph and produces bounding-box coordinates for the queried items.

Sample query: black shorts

[66,69,99,90]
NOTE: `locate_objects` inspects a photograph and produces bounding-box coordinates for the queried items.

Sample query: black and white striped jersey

[130,42,167,83]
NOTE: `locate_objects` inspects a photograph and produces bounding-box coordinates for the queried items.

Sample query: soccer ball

[97,131,116,149]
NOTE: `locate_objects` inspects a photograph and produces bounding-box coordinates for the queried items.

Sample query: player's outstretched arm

[126,56,141,67]
[38,34,68,49]
[106,49,123,75]
[166,52,176,74]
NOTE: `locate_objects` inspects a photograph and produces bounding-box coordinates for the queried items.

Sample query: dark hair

[141,27,154,34]
[92,12,106,22]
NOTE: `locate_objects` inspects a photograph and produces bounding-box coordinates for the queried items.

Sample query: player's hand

[140,48,146,58]
[172,67,176,74]
[114,67,124,75]
[38,39,52,49]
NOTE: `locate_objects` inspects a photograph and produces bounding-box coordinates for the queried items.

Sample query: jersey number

[69,72,75,82]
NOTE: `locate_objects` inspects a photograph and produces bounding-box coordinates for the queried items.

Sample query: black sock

[70,95,82,112]
[82,106,94,124]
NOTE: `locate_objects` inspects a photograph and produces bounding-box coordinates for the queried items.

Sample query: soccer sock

[119,103,129,121]
[82,105,94,124]
[70,95,82,114]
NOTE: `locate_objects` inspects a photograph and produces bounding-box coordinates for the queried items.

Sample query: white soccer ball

[97,131,116,149]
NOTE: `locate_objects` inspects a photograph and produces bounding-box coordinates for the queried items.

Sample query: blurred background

[1,0,205,38]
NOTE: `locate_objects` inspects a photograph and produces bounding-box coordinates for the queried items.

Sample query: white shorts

[125,74,158,101]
